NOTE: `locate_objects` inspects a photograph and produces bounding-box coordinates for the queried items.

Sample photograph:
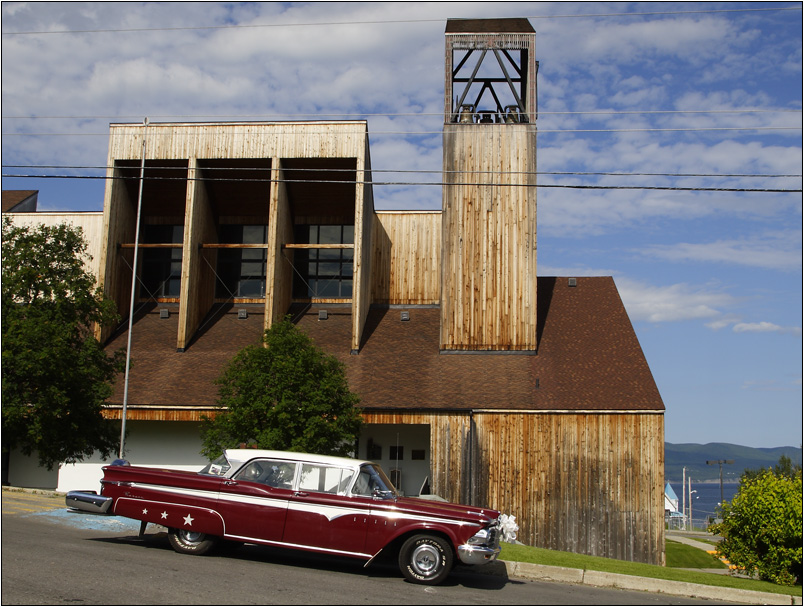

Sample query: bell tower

[441,18,538,351]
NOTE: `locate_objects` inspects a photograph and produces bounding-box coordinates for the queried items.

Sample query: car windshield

[352,464,399,498]
[198,454,232,477]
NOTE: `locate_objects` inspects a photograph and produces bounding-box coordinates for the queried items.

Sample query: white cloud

[641,231,803,272]
[615,278,735,323]
[733,322,801,336]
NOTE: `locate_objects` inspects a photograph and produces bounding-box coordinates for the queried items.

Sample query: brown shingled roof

[445,18,534,34]
[107,277,663,414]
[2,190,38,213]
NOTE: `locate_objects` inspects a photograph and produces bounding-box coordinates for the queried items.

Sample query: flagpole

[119,117,149,458]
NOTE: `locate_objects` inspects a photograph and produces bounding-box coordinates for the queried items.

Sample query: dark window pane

[242,225,265,244]
[241,261,264,276]
[318,280,340,297]
[319,248,339,260]
[292,224,354,299]
[319,262,339,276]
[239,279,263,297]
[342,225,354,244]
[319,225,340,244]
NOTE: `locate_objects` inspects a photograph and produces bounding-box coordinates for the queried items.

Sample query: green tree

[742,454,802,482]
[2,218,125,470]
[200,317,362,459]
[710,468,802,586]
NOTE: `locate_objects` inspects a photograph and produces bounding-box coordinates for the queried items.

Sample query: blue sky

[2,2,801,448]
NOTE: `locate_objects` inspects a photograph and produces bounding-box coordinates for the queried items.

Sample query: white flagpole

[119,117,149,459]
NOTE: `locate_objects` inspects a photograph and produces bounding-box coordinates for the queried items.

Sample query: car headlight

[467,527,491,546]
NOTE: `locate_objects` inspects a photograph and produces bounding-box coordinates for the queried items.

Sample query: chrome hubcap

[179,530,204,544]
[411,544,440,576]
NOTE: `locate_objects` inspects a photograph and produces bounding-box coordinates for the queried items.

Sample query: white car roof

[223,449,370,469]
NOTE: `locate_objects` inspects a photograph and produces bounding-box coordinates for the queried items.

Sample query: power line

[3,164,801,180]
[3,108,800,120]
[2,125,800,138]
[2,172,799,193]
[2,6,799,36]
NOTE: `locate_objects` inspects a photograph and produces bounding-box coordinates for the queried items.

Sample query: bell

[458,105,474,123]
[504,105,520,123]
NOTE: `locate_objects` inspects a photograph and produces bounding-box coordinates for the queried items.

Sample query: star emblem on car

[161,511,168,519]
[183,514,194,526]
[142,508,148,515]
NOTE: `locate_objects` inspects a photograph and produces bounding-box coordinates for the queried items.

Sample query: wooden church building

[5,19,666,565]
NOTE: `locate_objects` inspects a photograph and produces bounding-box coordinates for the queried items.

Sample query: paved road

[1,490,725,605]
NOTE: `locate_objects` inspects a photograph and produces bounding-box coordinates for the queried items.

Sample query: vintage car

[66,449,502,584]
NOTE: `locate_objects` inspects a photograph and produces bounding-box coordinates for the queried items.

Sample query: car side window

[234,459,296,489]
[298,464,354,495]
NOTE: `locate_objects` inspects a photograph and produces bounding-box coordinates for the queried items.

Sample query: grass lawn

[498,541,801,597]
[665,539,727,569]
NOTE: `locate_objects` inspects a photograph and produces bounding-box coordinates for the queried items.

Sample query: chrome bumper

[457,543,501,565]
[66,491,113,514]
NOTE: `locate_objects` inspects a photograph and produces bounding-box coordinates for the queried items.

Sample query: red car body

[67,450,502,584]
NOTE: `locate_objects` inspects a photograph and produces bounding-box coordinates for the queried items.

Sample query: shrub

[710,469,802,586]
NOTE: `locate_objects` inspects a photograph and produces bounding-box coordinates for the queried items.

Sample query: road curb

[501,561,802,606]
[2,486,65,496]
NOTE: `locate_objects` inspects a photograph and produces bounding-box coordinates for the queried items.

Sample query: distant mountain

[665,443,802,482]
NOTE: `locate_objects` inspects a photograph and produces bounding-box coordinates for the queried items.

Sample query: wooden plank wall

[102,122,371,349]
[98,165,137,342]
[441,124,537,351]
[178,159,217,351]
[266,162,293,328]
[371,212,441,305]
[362,410,665,565]
[107,122,370,163]
[352,143,374,352]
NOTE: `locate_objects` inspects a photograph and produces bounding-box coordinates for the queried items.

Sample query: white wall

[5,212,104,279]
[56,420,207,492]
[358,424,431,497]
[7,449,59,489]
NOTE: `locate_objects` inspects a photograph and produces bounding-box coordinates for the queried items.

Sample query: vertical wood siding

[266,162,293,328]
[98,165,137,343]
[178,159,217,350]
[371,212,441,305]
[352,144,374,352]
[441,124,537,351]
[362,410,664,565]
[102,122,370,350]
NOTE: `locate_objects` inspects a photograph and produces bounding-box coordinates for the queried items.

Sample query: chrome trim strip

[65,491,113,514]
[222,533,372,560]
[456,543,501,565]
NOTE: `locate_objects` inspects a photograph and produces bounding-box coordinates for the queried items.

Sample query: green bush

[201,317,362,458]
[710,469,802,586]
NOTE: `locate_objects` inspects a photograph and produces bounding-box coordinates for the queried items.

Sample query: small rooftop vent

[568,277,577,287]
[318,310,328,321]
[159,308,170,319]
[237,309,248,320]
[400,311,410,322]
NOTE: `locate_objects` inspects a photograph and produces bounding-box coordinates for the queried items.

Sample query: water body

[668,482,739,529]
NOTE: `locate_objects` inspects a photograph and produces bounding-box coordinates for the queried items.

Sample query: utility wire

[3,108,800,120]
[3,125,800,137]
[4,164,801,180]
[2,172,799,193]
[2,6,800,36]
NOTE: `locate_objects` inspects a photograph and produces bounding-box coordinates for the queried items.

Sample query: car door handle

[223,480,238,486]
[293,491,308,497]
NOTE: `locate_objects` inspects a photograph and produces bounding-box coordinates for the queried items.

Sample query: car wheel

[398,534,453,585]
[167,527,218,556]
